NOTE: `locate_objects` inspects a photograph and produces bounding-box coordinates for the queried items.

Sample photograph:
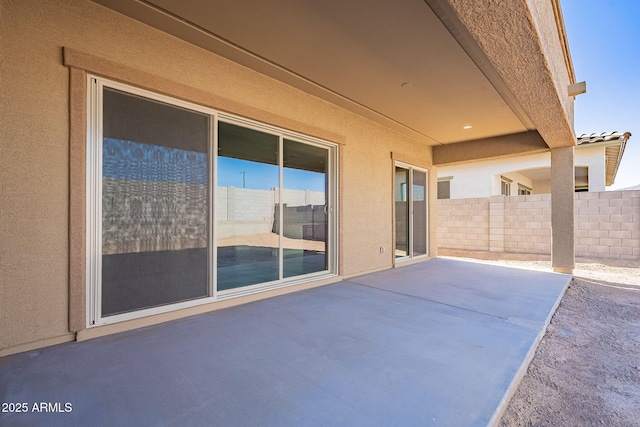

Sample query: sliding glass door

[215,122,334,293]
[395,163,428,260]
[395,166,410,258]
[282,139,329,278]
[88,77,337,325]
[412,169,427,257]
[216,122,280,290]
[100,87,210,316]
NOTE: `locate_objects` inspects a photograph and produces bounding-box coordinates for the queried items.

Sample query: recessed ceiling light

[463,125,472,129]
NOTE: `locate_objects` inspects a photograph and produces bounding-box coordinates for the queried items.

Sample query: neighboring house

[437,131,631,199]
[0,0,581,356]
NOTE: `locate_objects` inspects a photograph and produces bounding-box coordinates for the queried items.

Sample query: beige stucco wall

[0,0,434,353]
[444,0,575,149]
[526,0,575,132]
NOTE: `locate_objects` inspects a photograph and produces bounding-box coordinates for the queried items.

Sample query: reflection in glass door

[88,76,338,325]
[101,88,210,316]
[216,122,280,290]
[412,170,427,256]
[282,139,328,278]
[395,163,428,260]
[395,167,409,258]
[216,122,335,293]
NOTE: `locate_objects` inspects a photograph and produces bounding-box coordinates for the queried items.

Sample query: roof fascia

[551,0,576,84]
[433,130,549,166]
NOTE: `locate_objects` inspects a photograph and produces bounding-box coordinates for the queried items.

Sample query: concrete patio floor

[0,258,570,427]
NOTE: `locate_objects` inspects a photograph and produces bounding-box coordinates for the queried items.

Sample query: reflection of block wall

[275,204,327,241]
[280,188,326,207]
[103,180,326,252]
[224,187,275,221]
[438,190,640,260]
[395,202,407,251]
[102,178,208,254]
[219,187,325,221]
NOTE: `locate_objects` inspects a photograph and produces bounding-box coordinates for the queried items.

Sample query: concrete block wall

[504,194,551,254]
[437,198,490,251]
[574,190,640,260]
[438,190,640,260]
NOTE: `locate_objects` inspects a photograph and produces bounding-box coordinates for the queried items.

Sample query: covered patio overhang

[0,258,570,426]
[92,0,577,150]
[91,0,578,273]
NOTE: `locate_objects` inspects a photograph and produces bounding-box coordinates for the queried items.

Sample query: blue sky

[103,139,326,192]
[561,0,640,189]
[218,157,326,192]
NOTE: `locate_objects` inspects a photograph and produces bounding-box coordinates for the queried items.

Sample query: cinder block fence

[437,190,640,260]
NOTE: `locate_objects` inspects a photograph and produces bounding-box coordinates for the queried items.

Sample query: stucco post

[551,147,575,273]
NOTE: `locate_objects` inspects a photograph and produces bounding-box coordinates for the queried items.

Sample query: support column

[551,147,575,274]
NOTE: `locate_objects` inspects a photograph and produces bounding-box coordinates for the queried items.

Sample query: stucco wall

[437,146,608,198]
[438,190,640,260]
[0,0,435,352]
[438,153,550,198]
[576,145,606,191]
[445,0,575,149]
[526,0,575,129]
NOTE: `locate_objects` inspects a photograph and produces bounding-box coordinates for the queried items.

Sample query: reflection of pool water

[217,245,278,267]
[217,246,327,291]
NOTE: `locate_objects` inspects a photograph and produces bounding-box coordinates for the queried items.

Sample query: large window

[395,163,428,260]
[87,77,337,325]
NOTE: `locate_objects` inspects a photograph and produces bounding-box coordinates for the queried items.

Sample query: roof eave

[606,141,627,186]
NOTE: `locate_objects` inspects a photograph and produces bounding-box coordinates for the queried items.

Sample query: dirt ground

[442,251,640,426]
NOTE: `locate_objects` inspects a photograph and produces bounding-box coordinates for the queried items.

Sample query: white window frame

[517,184,532,195]
[86,76,338,327]
[500,175,512,196]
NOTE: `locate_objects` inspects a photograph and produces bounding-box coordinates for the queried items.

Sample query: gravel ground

[441,252,640,426]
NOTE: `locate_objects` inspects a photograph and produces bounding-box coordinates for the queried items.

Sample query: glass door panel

[395,167,410,258]
[282,139,329,278]
[101,88,209,316]
[412,170,427,256]
[217,122,280,290]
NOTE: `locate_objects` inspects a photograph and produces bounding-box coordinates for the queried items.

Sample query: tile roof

[576,131,631,145]
[575,131,631,186]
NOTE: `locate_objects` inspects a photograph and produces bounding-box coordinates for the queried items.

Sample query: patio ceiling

[516,166,589,183]
[92,0,544,146]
